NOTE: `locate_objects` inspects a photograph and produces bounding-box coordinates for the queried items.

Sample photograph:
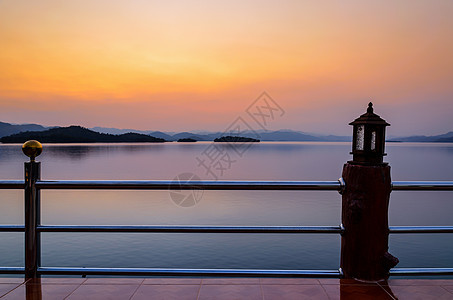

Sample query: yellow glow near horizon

[1,1,453,134]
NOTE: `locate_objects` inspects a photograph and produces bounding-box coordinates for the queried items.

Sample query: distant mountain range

[0,121,47,137]
[93,127,351,142]
[388,132,453,143]
[0,121,452,143]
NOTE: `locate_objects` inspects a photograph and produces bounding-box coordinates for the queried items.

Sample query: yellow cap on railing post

[22,140,43,162]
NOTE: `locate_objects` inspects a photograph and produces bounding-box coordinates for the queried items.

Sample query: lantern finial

[349,103,389,165]
[367,102,373,114]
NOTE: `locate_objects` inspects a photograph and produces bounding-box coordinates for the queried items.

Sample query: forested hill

[0,126,166,143]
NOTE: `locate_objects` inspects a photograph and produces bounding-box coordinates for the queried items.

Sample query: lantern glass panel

[356,125,364,150]
[371,131,376,151]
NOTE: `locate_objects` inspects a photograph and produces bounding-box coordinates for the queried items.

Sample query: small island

[214,136,260,143]
[177,138,197,142]
[0,126,167,143]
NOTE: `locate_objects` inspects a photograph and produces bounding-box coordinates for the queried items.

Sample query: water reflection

[26,280,42,300]
[1,142,453,272]
[43,143,168,160]
[44,145,102,160]
[338,279,398,299]
[2,141,451,180]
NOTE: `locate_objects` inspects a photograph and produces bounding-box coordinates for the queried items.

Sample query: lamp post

[340,103,398,281]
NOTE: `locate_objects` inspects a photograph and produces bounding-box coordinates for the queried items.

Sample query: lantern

[349,102,390,165]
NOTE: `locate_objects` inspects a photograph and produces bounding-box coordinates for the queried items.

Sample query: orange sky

[1,0,452,135]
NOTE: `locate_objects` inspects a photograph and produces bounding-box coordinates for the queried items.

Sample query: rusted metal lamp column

[340,103,398,281]
[23,140,43,279]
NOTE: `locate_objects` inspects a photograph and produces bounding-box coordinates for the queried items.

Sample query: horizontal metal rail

[6,225,453,234]
[37,267,342,278]
[35,180,344,191]
[0,225,24,232]
[390,226,453,233]
[392,181,453,191]
[0,267,25,274]
[0,180,24,189]
[37,225,343,234]
[3,180,453,191]
[391,268,453,276]
[5,267,453,277]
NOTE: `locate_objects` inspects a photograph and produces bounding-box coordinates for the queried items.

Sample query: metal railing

[388,181,453,276]
[1,172,453,278]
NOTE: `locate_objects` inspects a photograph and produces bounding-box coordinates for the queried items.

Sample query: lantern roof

[349,102,390,126]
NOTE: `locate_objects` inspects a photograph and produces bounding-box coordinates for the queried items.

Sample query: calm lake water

[1,142,453,273]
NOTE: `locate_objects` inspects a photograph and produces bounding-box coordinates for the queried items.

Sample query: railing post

[23,140,43,279]
[340,103,398,281]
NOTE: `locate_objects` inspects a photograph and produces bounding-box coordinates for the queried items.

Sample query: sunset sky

[1,0,452,136]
